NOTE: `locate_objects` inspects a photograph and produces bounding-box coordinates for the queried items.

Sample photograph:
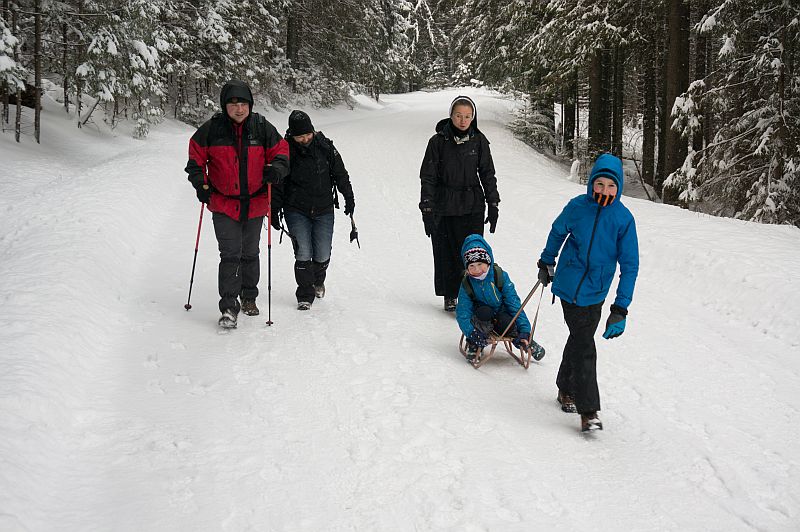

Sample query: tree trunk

[611,46,625,157]
[642,52,657,191]
[692,0,708,153]
[563,73,576,158]
[75,0,84,128]
[34,0,41,143]
[63,23,69,114]
[589,48,611,159]
[663,0,690,204]
[12,5,20,142]
[1,0,8,124]
[286,6,300,91]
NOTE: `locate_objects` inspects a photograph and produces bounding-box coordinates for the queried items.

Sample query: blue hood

[460,234,494,267]
[587,153,624,196]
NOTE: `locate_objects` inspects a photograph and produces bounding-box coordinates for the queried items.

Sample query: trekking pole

[498,280,543,338]
[265,183,274,326]
[184,203,205,310]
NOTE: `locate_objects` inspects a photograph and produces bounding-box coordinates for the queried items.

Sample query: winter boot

[557,390,577,413]
[314,283,325,299]
[241,298,259,316]
[580,412,603,432]
[218,308,238,329]
[297,301,312,311]
[444,297,457,312]
[529,340,546,361]
[465,341,481,362]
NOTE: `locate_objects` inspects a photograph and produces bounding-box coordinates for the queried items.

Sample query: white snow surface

[1,88,799,531]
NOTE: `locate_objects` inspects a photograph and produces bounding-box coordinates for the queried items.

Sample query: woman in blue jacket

[538,153,639,432]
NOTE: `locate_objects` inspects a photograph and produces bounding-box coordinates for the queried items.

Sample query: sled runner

[458,333,545,369]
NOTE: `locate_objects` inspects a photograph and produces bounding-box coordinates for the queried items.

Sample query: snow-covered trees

[670,1,800,225]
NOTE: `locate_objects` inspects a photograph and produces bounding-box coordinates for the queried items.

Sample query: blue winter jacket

[540,154,639,309]
[456,234,531,337]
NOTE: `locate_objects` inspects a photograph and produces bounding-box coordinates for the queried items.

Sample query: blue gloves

[603,305,627,339]
[467,328,488,348]
[512,331,529,349]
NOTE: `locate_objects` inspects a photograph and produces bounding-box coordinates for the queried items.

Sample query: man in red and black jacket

[185,79,289,328]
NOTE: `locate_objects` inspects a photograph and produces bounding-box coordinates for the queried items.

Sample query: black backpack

[461,263,505,301]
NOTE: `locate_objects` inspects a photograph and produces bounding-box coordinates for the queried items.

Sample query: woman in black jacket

[271,110,355,310]
[419,95,500,311]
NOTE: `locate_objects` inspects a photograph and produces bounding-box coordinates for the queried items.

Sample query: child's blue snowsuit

[456,234,531,338]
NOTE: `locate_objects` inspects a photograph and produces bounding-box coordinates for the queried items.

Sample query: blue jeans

[284,210,334,262]
[284,210,334,303]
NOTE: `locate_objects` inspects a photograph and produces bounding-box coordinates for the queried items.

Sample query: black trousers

[430,212,484,298]
[557,299,603,414]
[212,212,263,313]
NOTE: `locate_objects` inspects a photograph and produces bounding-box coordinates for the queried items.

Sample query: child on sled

[456,234,545,362]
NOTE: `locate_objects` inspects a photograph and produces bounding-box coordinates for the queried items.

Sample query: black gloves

[344,197,355,216]
[467,328,489,348]
[189,174,210,204]
[196,186,210,204]
[485,203,499,233]
[262,164,281,185]
[423,214,435,237]
[420,200,435,238]
[537,259,555,287]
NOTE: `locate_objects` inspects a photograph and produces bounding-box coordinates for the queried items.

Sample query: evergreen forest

[1,0,798,225]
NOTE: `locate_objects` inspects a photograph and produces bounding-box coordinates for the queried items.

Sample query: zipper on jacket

[572,205,602,304]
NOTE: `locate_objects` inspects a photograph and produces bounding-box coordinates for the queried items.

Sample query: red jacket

[186,112,289,220]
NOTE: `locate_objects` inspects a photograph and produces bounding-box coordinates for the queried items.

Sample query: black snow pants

[212,212,263,313]
[556,299,603,414]
[430,212,484,298]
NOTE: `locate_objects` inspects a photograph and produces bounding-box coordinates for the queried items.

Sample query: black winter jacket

[273,132,354,216]
[419,118,499,216]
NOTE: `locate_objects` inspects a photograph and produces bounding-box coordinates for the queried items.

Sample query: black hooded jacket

[419,117,499,216]
[272,132,354,216]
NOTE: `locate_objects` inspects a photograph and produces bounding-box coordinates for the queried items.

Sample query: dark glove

[195,185,210,204]
[270,208,282,231]
[262,164,281,185]
[484,203,499,233]
[602,305,628,339]
[422,213,436,237]
[419,200,435,237]
[467,328,489,348]
[344,197,355,216]
[537,259,555,287]
[512,331,530,349]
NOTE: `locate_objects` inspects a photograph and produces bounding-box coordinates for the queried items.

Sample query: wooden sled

[459,333,534,369]
[457,280,546,370]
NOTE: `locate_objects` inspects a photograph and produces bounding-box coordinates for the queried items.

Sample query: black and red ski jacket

[186,110,289,221]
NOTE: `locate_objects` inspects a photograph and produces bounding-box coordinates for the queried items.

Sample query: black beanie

[288,110,314,136]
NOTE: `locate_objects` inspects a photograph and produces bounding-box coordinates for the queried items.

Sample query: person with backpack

[457,234,545,362]
[537,153,639,432]
[419,95,500,312]
[185,79,289,328]
[271,110,355,310]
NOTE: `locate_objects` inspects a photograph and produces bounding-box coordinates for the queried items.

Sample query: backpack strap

[317,132,340,209]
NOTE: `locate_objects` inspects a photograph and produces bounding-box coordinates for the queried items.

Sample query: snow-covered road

[1,88,798,531]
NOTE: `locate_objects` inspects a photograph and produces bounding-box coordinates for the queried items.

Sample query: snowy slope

[1,88,798,531]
